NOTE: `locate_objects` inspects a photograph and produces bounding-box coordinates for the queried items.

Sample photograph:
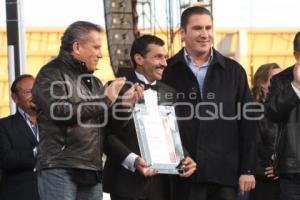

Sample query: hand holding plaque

[134,157,158,177]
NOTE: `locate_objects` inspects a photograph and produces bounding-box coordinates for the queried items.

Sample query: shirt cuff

[291,82,300,99]
[240,169,254,175]
[121,153,139,172]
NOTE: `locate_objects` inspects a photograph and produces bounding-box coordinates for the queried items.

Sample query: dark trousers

[173,178,237,200]
[110,175,169,200]
[110,195,135,200]
[237,192,250,200]
[280,173,300,200]
[249,176,280,200]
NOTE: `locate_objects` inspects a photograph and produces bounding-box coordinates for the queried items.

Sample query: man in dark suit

[162,6,256,200]
[103,34,196,200]
[0,74,39,200]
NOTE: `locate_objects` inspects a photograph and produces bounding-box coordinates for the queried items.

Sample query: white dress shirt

[121,71,159,172]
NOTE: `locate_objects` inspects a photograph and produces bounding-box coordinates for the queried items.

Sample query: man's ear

[72,42,81,55]
[180,27,186,41]
[11,93,17,104]
[134,54,144,66]
[294,51,300,62]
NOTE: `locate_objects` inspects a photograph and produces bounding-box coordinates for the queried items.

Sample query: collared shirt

[18,107,39,141]
[184,48,213,94]
[135,71,158,112]
[122,71,159,172]
[134,71,157,86]
[291,82,300,98]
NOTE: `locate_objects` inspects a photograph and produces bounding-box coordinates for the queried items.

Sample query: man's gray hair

[60,21,102,52]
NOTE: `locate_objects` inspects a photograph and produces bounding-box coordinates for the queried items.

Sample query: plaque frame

[133,104,184,174]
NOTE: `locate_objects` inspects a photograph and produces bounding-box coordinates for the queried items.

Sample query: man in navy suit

[0,74,39,200]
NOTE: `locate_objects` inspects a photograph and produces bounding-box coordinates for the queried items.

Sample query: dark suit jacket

[103,72,176,199]
[0,111,39,200]
[162,48,256,187]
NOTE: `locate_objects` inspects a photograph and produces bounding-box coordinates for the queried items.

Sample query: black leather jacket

[265,66,300,174]
[33,50,111,171]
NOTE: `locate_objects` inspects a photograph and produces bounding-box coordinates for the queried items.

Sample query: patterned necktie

[30,122,38,139]
[25,113,38,139]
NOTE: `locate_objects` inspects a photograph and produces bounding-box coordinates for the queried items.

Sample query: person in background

[0,74,39,200]
[162,6,256,200]
[249,63,281,200]
[103,34,196,200]
[265,31,300,200]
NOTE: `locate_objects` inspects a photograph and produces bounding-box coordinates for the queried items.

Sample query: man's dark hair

[294,31,300,52]
[181,6,213,29]
[11,74,34,93]
[60,21,102,52]
[130,34,165,68]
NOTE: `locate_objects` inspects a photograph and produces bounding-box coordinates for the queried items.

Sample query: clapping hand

[105,77,126,105]
[121,83,144,108]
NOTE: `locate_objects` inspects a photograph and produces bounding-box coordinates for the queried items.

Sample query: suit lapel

[156,82,165,105]
[127,72,140,84]
[14,112,38,146]
[156,82,175,105]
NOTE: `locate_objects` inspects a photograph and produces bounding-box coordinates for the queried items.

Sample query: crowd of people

[0,5,299,200]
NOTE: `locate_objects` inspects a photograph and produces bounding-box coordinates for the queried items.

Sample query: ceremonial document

[133,104,184,174]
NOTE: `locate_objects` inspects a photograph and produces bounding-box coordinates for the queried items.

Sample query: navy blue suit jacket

[0,111,39,200]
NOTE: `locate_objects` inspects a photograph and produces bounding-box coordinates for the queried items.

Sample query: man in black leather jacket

[265,31,300,200]
[32,21,142,200]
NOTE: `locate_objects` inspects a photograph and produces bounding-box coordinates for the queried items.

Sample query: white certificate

[133,104,184,174]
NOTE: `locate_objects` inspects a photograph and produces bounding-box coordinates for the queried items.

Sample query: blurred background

[1,0,300,118]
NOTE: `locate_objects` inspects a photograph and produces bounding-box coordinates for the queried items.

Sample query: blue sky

[1,0,300,29]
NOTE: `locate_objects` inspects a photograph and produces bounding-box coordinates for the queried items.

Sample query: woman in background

[249,63,282,200]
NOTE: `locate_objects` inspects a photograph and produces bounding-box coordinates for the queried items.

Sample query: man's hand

[238,174,255,195]
[104,77,126,104]
[292,61,300,89]
[264,166,279,180]
[179,156,197,177]
[134,157,158,177]
[121,83,144,108]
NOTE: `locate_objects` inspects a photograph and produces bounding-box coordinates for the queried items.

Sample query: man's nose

[161,58,167,67]
[97,51,103,59]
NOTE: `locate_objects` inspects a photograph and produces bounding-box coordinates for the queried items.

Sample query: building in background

[0,0,299,117]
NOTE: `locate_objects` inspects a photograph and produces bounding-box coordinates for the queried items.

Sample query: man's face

[75,30,103,73]
[136,44,167,83]
[12,77,35,113]
[181,14,213,56]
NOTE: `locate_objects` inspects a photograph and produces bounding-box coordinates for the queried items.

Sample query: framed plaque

[133,104,185,174]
